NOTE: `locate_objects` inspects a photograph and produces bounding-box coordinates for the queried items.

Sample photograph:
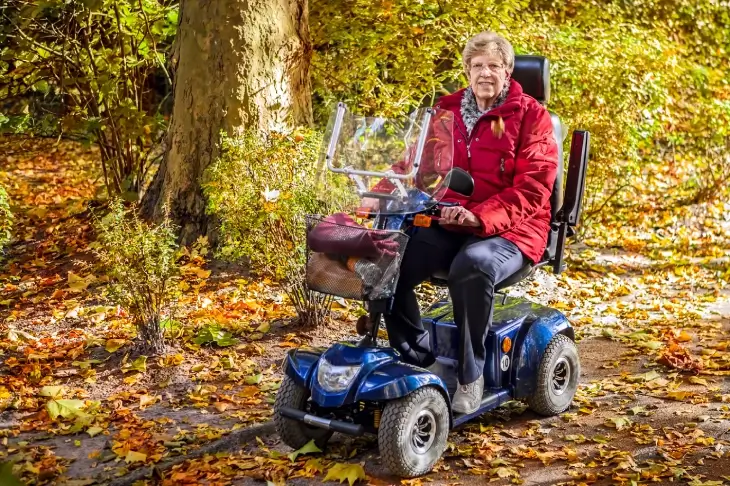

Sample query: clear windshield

[315,103,455,215]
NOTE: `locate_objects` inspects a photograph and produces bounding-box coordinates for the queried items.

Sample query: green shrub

[0,0,178,200]
[94,199,179,353]
[204,129,353,325]
[0,185,12,252]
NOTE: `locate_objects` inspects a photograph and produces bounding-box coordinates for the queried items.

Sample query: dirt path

[2,136,730,485]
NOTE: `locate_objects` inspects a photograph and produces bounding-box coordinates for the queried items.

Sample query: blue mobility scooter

[274,56,591,477]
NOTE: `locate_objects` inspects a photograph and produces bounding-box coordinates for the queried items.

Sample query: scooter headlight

[317,357,361,392]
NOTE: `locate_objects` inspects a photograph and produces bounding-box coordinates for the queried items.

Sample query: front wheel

[274,374,333,449]
[378,387,449,478]
[527,334,580,416]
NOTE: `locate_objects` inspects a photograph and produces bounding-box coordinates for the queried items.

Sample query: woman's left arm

[470,102,559,236]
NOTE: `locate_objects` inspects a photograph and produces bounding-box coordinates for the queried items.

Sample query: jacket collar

[436,79,524,119]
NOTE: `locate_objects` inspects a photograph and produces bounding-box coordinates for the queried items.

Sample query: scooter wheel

[527,334,580,416]
[378,386,449,478]
[274,375,333,450]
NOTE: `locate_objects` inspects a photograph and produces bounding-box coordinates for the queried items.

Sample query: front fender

[356,362,450,405]
[513,310,573,399]
[283,347,326,388]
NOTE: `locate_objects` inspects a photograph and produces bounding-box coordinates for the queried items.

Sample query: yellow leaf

[605,417,632,431]
[305,458,326,474]
[123,375,139,385]
[677,331,692,342]
[87,426,104,437]
[689,376,708,387]
[139,395,157,408]
[323,463,367,485]
[125,450,147,463]
[105,339,126,353]
[666,390,691,401]
[39,386,65,399]
[67,272,96,292]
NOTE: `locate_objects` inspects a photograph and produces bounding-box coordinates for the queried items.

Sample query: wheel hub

[411,409,436,454]
[552,357,571,396]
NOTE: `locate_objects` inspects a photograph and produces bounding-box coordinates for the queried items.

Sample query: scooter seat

[430,260,535,291]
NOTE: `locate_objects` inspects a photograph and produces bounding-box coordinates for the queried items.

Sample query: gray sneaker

[452,374,484,414]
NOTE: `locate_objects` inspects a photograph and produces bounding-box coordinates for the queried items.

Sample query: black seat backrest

[511,55,564,262]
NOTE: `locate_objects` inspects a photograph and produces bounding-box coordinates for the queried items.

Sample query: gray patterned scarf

[460,81,510,135]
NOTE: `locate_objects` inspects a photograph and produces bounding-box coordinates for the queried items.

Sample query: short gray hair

[462,32,515,77]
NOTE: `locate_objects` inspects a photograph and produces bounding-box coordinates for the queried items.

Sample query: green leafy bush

[94,199,179,353]
[0,0,178,200]
[0,185,12,252]
[204,129,353,324]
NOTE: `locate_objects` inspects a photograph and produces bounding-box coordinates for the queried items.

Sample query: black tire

[527,334,580,416]
[274,374,333,449]
[378,387,450,478]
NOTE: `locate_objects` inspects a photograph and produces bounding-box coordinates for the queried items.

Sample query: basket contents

[306,213,408,300]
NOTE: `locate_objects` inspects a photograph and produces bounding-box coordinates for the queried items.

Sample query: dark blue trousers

[383,225,525,384]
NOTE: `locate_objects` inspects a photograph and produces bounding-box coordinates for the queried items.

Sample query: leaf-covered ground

[1,136,729,486]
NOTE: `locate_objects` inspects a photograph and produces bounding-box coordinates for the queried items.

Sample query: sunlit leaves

[192,323,238,347]
[323,463,368,485]
[287,439,322,462]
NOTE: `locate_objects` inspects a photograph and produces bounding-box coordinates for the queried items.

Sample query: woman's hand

[440,206,481,227]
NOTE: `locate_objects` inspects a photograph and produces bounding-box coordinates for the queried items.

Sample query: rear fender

[283,347,326,388]
[512,310,573,399]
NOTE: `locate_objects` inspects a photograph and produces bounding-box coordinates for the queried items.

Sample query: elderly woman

[382,31,558,414]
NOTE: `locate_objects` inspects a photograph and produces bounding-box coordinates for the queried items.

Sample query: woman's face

[468,52,509,109]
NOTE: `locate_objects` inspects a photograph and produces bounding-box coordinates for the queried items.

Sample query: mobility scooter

[274,55,591,477]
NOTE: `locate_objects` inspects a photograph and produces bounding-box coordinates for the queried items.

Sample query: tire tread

[527,334,580,416]
[378,387,448,478]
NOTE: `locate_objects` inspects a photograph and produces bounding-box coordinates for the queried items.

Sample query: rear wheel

[378,387,449,478]
[274,374,333,449]
[527,334,580,416]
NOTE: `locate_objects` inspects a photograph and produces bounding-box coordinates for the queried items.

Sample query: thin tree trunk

[141,0,313,244]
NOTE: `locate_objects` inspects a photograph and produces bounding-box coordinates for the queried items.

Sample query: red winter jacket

[434,81,558,263]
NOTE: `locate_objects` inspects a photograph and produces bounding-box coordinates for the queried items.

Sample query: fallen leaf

[47,399,87,420]
[139,394,157,408]
[122,356,147,374]
[288,439,322,462]
[605,417,632,431]
[689,376,708,387]
[105,339,126,353]
[40,385,65,399]
[323,463,367,485]
[125,450,147,463]
[68,272,96,292]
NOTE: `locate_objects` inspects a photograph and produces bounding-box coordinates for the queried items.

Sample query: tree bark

[141,0,313,243]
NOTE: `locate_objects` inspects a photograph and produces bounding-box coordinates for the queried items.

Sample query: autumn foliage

[93,199,179,353]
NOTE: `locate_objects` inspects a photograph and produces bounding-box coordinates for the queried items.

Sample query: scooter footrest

[452,390,512,427]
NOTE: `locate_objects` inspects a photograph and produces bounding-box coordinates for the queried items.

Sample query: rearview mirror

[445,168,474,197]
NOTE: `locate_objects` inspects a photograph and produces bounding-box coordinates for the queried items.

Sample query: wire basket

[305,215,409,301]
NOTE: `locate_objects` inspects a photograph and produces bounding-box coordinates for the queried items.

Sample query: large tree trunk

[141,0,313,243]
